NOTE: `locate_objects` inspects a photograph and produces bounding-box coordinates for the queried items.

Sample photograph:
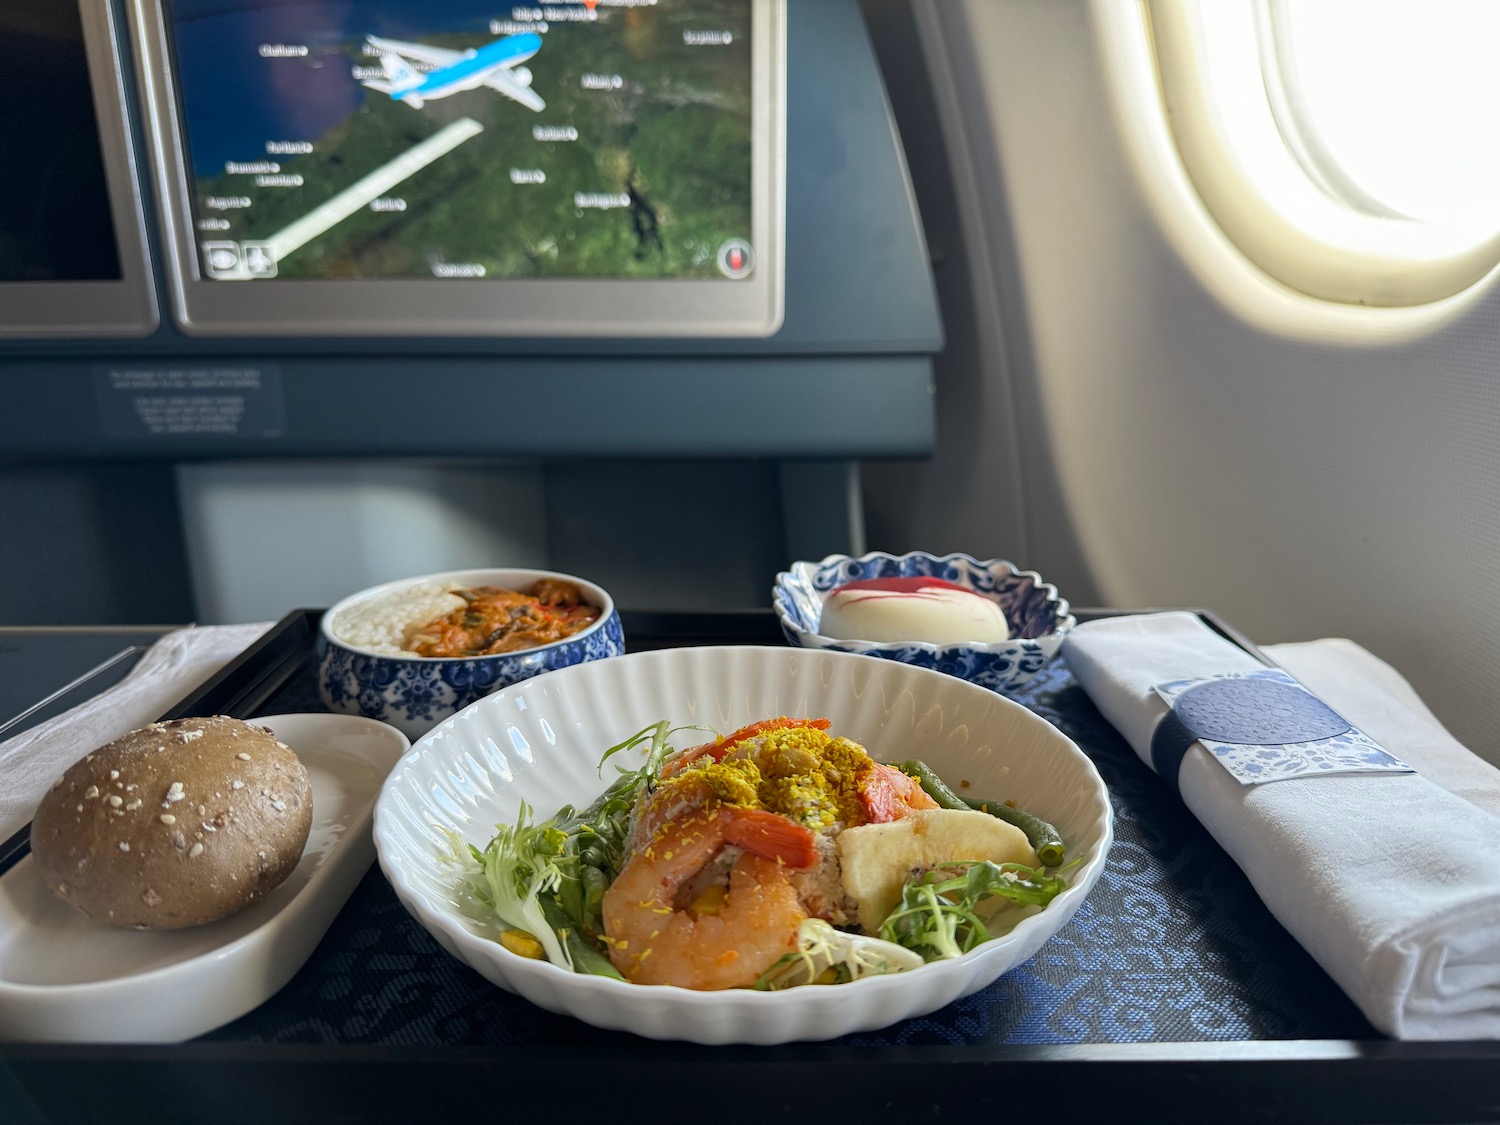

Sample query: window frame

[1145,0,1500,307]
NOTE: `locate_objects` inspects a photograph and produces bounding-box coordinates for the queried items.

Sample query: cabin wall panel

[886,0,1500,762]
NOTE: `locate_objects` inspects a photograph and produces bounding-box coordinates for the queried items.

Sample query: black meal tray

[3,609,1498,1124]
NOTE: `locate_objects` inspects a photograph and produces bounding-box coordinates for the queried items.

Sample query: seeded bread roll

[31,716,313,929]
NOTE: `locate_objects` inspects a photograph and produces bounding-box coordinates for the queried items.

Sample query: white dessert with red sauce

[818,577,1011,644]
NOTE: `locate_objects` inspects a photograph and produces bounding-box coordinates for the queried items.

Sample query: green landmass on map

[193,0,752,279]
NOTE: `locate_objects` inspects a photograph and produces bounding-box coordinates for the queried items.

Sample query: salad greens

[754,918,925,990]
[878,860,1069,961]
[450,720,705,977]
[549,719,690,941]
[446,719,1076,986]
[466,801,571,967]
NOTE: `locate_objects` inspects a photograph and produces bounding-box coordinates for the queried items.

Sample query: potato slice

[837,808,1038,931]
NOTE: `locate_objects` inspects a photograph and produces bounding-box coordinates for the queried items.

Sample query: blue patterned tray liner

[1153,669,1411,785]
[202,654,1377,1049]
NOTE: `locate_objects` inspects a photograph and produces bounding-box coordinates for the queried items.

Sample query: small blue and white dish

[773,551,1075,695]
[317,567,624,740]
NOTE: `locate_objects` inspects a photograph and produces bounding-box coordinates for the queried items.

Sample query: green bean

[563,928,623,980]
[539,896,623,980]
[964,797,1066,867]
[896,759,970,811]
[897,758,1067,867]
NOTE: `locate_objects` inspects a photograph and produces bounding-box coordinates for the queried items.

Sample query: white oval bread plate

[375,645,1113,1045]
[0,713,409,1043]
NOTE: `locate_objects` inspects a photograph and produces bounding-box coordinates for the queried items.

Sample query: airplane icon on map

[360,32,545,112]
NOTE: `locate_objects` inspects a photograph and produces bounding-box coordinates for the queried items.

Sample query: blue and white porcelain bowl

[318,568,624,740]
[773,551,1074,695]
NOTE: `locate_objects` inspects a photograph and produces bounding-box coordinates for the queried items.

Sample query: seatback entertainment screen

[0,2,123,282]
[166,0,756,284]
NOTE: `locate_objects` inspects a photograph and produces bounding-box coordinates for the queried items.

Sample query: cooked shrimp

[858,761,940,823]
[632,771,718,851]
[602,806,811,989]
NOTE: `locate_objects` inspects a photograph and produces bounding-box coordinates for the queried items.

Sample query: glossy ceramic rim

[319,567,617,663]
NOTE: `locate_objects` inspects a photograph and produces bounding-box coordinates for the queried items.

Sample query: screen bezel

[131,0,785,339]
[0,1,159,339]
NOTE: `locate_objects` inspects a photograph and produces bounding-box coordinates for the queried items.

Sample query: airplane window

[1145,0,1500,307]
[1260,0,1500,227]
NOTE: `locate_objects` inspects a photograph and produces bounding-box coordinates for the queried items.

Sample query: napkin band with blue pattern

[1148,668,1412,793]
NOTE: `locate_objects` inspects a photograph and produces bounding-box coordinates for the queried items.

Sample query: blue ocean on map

[170,0,506,175]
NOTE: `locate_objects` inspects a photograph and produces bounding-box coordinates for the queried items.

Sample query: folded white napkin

[1063,611,1500,1040]
[0,623,271,843]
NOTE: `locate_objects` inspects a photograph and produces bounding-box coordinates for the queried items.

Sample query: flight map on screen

[168,0,755,282]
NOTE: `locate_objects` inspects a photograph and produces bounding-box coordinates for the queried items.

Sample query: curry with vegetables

[407,579,601,657]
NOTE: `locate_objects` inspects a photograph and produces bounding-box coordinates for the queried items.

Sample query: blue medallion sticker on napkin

[1152,668,1412,785]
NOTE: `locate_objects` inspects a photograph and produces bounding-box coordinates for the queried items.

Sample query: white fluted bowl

[373,645,1112,1044]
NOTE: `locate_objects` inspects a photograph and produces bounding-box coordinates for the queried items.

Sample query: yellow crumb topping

[654,727,877,830]
[693,757,763,807]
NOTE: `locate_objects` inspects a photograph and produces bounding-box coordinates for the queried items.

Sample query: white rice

[328,581,466,655]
